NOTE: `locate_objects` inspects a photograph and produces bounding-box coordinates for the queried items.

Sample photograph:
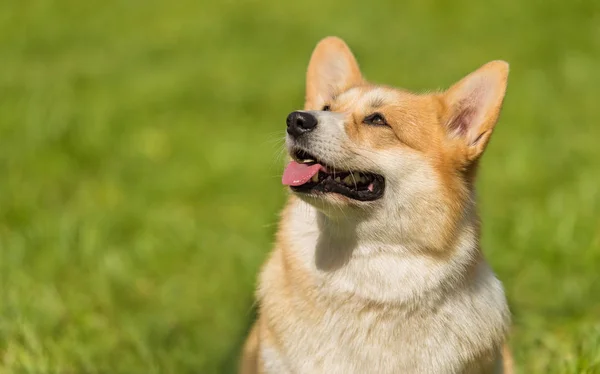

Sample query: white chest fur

[258,201,510,373]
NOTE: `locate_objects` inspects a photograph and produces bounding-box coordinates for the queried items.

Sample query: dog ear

[441,61,509,162]
[305,37,364,110]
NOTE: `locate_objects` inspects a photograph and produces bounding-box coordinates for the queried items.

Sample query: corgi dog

[241,37,513,374]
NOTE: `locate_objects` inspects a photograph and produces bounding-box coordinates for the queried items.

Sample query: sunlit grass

[1,0,599,372]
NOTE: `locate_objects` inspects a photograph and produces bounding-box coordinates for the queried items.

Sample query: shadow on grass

[219,303,258,374]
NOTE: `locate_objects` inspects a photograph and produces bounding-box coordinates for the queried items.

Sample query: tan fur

[241,37,512,373]
[502,344,515,374]
[240,322,260,374]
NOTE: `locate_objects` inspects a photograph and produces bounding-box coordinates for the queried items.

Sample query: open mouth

[281,149,385,201]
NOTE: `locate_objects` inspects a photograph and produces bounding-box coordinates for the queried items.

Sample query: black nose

[286,111,318,138]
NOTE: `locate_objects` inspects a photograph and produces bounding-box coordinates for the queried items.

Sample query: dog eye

[322,105,331,111]
[363,113,388,126]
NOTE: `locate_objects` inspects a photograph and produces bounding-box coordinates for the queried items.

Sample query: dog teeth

[351,172,366,184]
[311,173,319,182]
[332,172,371,187]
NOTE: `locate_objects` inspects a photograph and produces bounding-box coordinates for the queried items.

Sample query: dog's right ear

[305,37,364,110]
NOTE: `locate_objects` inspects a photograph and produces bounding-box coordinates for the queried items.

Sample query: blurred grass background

[1,0,599,373]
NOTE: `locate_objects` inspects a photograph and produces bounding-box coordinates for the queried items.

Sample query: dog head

[282,37,508,239]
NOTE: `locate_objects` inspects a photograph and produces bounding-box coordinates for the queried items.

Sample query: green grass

[1,0,599,373]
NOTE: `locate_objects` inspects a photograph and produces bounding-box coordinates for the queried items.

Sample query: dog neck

[282,196,483,305]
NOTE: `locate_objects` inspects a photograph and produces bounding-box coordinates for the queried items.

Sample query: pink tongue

[282,161,322,186]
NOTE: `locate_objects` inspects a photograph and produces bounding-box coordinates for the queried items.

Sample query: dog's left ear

[305,37,364,110]
[441,61,509,162]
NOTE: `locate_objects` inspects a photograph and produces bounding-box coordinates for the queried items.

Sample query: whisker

[350,170,358,190]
